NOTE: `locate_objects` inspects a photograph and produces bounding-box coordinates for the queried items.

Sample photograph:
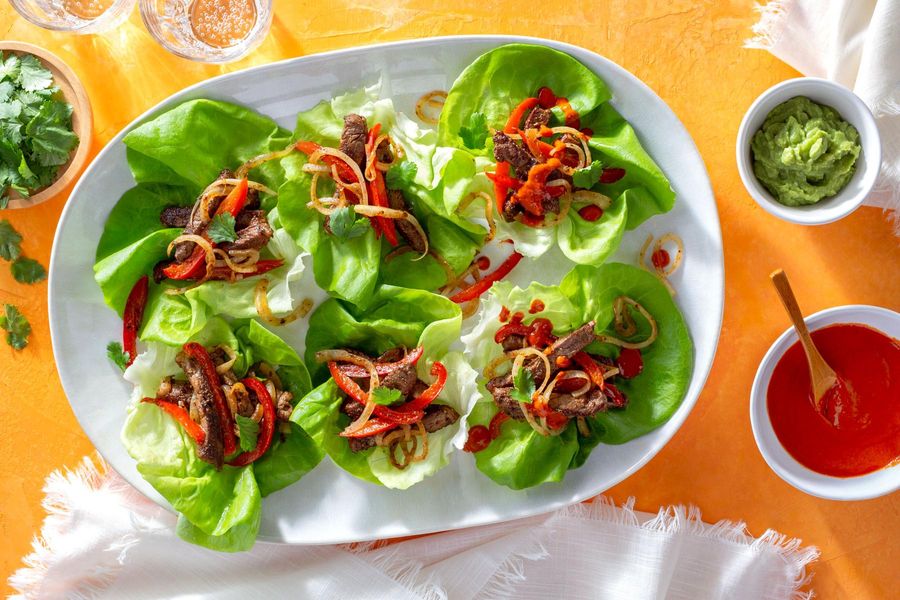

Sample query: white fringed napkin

[747,0,900,229]
[9,457,819,599]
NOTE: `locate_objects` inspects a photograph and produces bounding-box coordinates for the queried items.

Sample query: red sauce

[537,86,557,109]
[499,306,511,323]
[529,299,545,314]
[578,205,604,222]
[580,127,594,137]
[651,248,670,269]
[465,412,511,452]
[616,348,644,379]
[527,318,555,348]
[476,256,491,270]
[555,97,580,129]
[767,323,900,477]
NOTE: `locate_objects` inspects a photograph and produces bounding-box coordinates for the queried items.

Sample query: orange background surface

[2,1,899,597]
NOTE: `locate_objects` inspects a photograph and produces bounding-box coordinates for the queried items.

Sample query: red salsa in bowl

[766,323,900,477]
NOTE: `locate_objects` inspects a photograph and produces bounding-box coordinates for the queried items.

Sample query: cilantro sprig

[511,368,536,405]
[459,112,489,150]
[572,159,604,189]
[107,341,130,372]
[369,386,402,406]
[1,304,31,350]
[207,213,238,243]
[0,219,46,284]
[329,206,369,241]
[0,51,78,208]
[235,414,260,451]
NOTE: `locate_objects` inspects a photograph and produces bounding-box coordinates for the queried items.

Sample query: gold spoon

[770,269,848,427]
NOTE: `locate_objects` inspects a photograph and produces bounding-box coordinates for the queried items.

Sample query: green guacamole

[751,96,861,206]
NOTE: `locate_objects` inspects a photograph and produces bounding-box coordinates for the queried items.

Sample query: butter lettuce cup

[736,77,881,225]
[291,285,480,489]
[461,263,693,490]
[121,317,322,551]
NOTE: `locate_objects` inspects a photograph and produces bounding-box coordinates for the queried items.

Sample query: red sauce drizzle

[578,205,604,222]
[537,86,557,109]
[651,249,671,270]
[529,299,545,314]
[476,256,491,270]
[555,97,580,129]
[498,306,511,323]
[465,412,511,452]
[616,348,644,379]
[766,323,900,477]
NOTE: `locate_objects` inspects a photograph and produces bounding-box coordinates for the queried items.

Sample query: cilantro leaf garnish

[385,161,418,189]
[0,220,23,261]
[0,53,20,83]
[0,304,31,350]
[11,257,46,284]
[511,368,536,405]
[106,341,130,372]
[235,414,260,451]
[329,206,369,241]
[459,112,489,150]
[17,55,53,92]
[25,99,77,167]
[572,159,604,189]
[369,386,402,406]
[207,213,238,243]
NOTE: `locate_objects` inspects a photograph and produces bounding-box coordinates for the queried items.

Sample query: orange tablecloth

[1,2,898,597]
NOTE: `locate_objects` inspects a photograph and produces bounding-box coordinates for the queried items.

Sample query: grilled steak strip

[549,387,608,417]
[340,114,368,169]
[220,211,273,252]
[276,390,294,422]
[176,353,225,469]
[493,131,537,180]
[160,206,193,228]
[387,189,427,253]
[524,106,552,131]
[347,404,460,453]
[164,381,194,411]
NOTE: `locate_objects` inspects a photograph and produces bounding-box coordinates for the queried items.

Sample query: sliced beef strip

[387,189,427,253]
[208,347,239,385]
[489,321,597,389]
[549,386,608,417]
[501,334,528,352]
[524,106,552,131]
[341,398,364,421]
[378,347,405,363]
[234,383,254,417]
[219,211,273,252]
[176,353,225,469]
[489,386,526,421]
[381,363,418,398]
[160,206,193,228]
[165,381,194,411]
[492,131,537,180]
[376,138,393,164]
[348,404,460,453]
[276,390,294,422]
[340,113,368,169]
[502,195,524,222]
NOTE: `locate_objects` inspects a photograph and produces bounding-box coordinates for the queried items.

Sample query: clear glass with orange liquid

[9,0,136,33]
[140,0,273,63]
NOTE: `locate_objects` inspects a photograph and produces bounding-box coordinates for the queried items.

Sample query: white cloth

[747,0,900,228]
[8,457,819,600]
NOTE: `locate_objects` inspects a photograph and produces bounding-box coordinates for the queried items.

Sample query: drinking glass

[139,0,273,63]
[8,0,137,33]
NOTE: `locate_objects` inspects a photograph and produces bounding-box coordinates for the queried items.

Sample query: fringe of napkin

[746,0,900,231]
[9,456,820,599]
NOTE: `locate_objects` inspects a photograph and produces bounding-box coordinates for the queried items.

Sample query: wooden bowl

[1,41,93,210]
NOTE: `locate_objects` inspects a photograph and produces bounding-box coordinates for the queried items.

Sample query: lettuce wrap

[461,263,692,489]
[437,44,675,265]
[291,285,480,489]
[122,317,322,551]
[277,85,485,308]
[94,99,310,346]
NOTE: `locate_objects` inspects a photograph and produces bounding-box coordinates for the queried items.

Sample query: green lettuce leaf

[436,43,674,265]
[291,285,477,489]
[461,263,692,488]
[122,317,321,550]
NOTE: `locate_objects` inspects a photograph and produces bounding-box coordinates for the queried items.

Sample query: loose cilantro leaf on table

[511,368,536,405]
[329,206,369,241]
[0,51,78,206]
[207,213,237,243]
[0,219,22,260]
[459,112,489,150]
[0,304,31,350]
[572,159,604,189]
[369,386,402,406]
[235,414,260,452]
[107,341,130,372]
[11,256,46,284]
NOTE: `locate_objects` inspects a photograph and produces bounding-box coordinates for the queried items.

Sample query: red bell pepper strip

[295,140,359,186]
[485,170,522,191]
[544,411,569,431]
[449,251,523,304]
[143,398,205,445]
[123,275,148,367]
[368,170,399,246]
[327,362,424,425]
[227,378,276,467]
[494,322,532,344]
[490,162,512,214]
[339,417,397,438]
[209,259,284,280]
[183,342,237,455]
[504,97,539,133]
[337,346,424,378]
[599,168,626,183]
[573,351,606,390]
[396,362,447,413]
[216,177,249,217]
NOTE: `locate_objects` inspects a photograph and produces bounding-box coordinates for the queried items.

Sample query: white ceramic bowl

[750,305,900,501]
[736,78,881,225]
